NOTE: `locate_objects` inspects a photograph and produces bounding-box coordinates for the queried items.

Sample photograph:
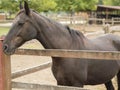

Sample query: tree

[103,0,113,5]
[98,0,103,5]
[81,0,98,11]
[0,0,19,18]
[111,0,120,6]
[55,0,98,13]
[28,0,57,12]
[1,0,21,12]
[103,0,120,6]
[0,0,57,13]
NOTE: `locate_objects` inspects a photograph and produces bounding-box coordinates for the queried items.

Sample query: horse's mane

[65,25,84,38]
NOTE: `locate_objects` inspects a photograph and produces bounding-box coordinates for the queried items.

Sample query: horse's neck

[33,13,86,49]
[33,13,73,49]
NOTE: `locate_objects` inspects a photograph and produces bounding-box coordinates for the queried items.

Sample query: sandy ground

[2,25,118,90]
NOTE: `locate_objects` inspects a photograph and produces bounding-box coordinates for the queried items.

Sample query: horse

[3,1,120,90]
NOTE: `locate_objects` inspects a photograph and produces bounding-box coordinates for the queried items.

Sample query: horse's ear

[24,1,30,15]
[19,1,23,10]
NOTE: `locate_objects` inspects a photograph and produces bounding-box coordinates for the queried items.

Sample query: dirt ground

[11,25,119,90]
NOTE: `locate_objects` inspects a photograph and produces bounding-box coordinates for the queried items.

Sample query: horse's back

[91,34,120,51]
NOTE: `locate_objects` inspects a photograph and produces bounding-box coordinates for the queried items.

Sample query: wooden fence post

[102,19,105,26]
[112,18,114,26]
[0,40,11,90]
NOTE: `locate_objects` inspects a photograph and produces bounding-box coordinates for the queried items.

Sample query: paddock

[0,22,120,90]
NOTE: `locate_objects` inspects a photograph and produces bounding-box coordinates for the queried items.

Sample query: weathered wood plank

[15,49,120,60]
[0,40,11,90]
[12,61,52,79]
[12,81,89,90]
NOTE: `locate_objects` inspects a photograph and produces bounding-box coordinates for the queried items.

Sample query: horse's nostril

[3,44,8,51]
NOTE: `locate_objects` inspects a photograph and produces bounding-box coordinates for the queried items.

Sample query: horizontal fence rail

[12,61,52,79]
[15,49,120,60]
[12,81,88,90]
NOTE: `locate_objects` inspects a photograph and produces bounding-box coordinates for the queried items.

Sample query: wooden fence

[1,39,120,90]
[89,18,120,25]
[52,16,120,26]
[0,40,89,90]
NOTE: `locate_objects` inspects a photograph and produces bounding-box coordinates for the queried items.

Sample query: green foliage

[98,0,103,5]
[29,0,57,12]
[103,0,113,5]
[103,0,120,6]
[0,0,57,13]
[55,0,98,12]
[111,0,120,6]
[0,0,119,14]
[0,0,19,13]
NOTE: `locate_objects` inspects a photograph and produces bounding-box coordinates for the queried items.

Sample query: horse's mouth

[4,49,15,55]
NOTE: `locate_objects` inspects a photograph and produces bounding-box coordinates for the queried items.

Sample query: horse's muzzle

[3,44,15,55]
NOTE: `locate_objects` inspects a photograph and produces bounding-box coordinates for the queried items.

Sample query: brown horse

[3,1,120,90]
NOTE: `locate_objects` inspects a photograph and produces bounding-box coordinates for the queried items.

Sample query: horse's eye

[18,21,25,25]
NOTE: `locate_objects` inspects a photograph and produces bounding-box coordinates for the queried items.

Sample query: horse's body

[52,33,120,87]
[3,2,120,90]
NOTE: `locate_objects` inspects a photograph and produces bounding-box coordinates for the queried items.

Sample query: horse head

[3,1,38,55]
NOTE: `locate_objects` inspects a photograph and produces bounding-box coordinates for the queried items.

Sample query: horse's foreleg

[104,80,114,90]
